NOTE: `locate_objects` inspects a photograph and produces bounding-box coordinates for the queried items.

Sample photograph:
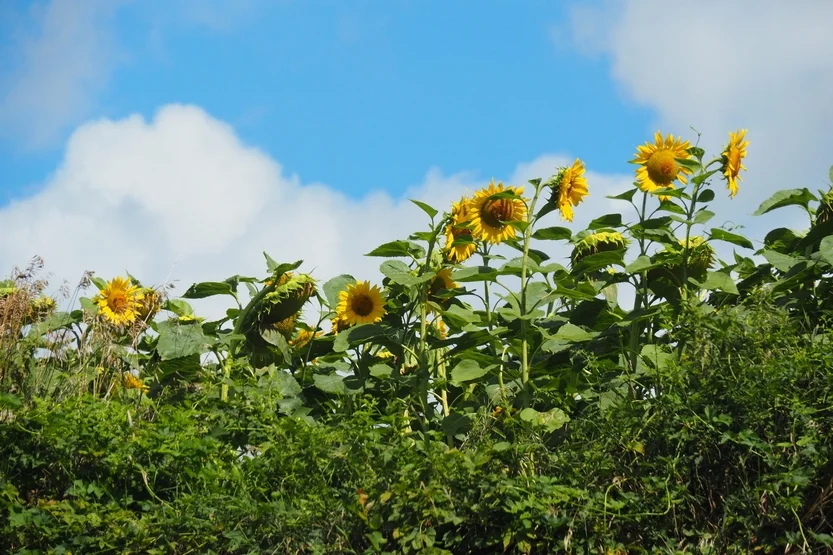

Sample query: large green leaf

[182,281,235,299]
[450,359,489,384]
[322,274,355,309]
[709,228,754,249]
[334,323,387,353]
[365,240,424,258]
[554,322,595,342]
[818,236,833,266]
[452,265,499,283]
[156,321,212,360]
[313,373,346,395]
[410,199,438,219]
[753,188,817,216]
[588,214,623,229]
[532,226,572,241]
[762,250,799,272]
[519,407,570,433]
[695,271,739,295]
[380,260,432,286]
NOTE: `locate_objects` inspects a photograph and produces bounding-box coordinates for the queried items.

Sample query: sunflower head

[123,373,149,394]
[136,288,162,323]
[290,328,321,349]
[546,159,589,222]
[336,280,387,327]
[654,236,716,282]
[571,231,629,267]
[272,312,299,339]
[631,132,693,200]
[815,188,833,227]
[720,129,749,198]
[467,180,528,245]
[30,296,57,319]
[258,272,317,327]
[433,317,448,340]
[444,197,477,263]
[95,277,144,327]
[427,268,457,312]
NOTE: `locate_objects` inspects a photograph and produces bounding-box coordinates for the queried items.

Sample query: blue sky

[1,0,832,311]
[1,0,652,204]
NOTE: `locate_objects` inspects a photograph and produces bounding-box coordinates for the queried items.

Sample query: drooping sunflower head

[631,132,693,200]
[258,272,317,327]
[571,231,629,267]
[336,280,387,327]
[443,197,477,263]
[720,129,749,199]
[467,180,528,245]
[433,317,448,340]
[136,288,162,323]
[815,188,833,227]
[95,276,144,327]
[547,159,589,222]
[666,236,715,277]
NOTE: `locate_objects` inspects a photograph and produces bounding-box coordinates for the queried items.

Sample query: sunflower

[433,317,448,340]
[136,288,162,323]
[427,268,457,312]
[96,277,144,326]
[336,281,386,327]
[123,373,149,394]
[444,197,477,263]
[548,159,589,222]
[815,188,833,227]
[571,231,629,266]
[467,180,528,245]
[631,132,693,200]
[676,236,715,277]
[721,129,749,198]
[290,328,321,349]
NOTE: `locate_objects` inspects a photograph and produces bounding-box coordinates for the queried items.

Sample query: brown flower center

[482,198,514,228]
[107,293,129,313]
[351,294,375,317]
[646,150,679,185]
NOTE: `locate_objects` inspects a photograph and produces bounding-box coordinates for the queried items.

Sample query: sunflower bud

[571,231,628,267]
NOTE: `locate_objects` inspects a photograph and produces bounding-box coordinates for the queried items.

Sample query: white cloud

[0,0,127,148]
[0,104,633,319]
[564,0,833,240]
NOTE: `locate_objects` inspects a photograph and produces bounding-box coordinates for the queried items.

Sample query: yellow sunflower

[550,158,589,222]
[467,180,528,245]
[95,277,144,326]
[290,328,321,349]
[336,281,386,327]
[631,132,693,200]
[444,197,477,263]
[721,129,748,198]
[123,373,149,394]
[427,268,457,312]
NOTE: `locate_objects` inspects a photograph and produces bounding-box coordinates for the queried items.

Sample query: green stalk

[520,182,543,389]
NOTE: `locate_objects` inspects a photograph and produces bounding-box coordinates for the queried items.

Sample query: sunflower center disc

[483,199,513,228]
[109,293,128,313]
[352,295,374,317]
[646,150,679,185]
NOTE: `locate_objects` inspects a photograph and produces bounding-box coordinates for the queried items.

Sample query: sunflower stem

[520,181,543,392]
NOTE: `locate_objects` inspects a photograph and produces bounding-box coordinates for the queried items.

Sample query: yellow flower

[631,132,693,200]
[290,328,321,349]
[550,159,589,222]
[95,277,144,326]
[427,268,457,312]
[444,197,477,263]
[434,318,447,340]
[136,288,162,323]
[123,373,149,394]
[721,129,748,198]
[336,281,386,327]
[467,180,528,245]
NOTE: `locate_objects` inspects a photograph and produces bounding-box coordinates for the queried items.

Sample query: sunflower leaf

[696,188,716,203]
[588,214,623,229]
[365,240,419,258]
[410,199,438,219]
[322,275,355,309]
[693,210,715,225]
[694,271,739,295]
[519,407,570,433]
[753,188,817,216]
[380,260,432,286]
[313,373,346,395]
[554,322,596,342]
[334,323,387,353]
[709,228,754,249]
[451,266,499,283]
[607,188,638,202]
[90,276,107,291]
[182,281,235,299]
[532,226,572,241]
[450,359,490,384]
[156,321,212,360]
[817,236,833,266]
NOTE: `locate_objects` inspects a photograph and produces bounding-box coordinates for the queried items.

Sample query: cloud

[0,104,632,319]
[564,0,833,239]
[0,0,127,149]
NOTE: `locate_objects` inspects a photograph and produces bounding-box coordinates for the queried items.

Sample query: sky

[2,0,833,316]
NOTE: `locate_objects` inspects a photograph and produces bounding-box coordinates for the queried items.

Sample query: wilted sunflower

[96,277,144,326]
[547,158,589,222]
[676,236,715,277]
[467,180,528,245]
[136,288,162,323]
[631,132,693,200]
[721,129,749,198]
[336,281,386,327]
[571,231,629,266]
[444,197,477,263]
